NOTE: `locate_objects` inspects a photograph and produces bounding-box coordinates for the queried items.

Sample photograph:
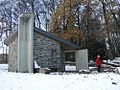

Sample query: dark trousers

[97,65,101,72]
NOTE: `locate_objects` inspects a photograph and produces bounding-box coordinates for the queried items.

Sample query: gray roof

[4,28,80,50]
[4,30,18,46]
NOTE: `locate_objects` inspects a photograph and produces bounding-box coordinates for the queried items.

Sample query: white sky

[0,32,8,54]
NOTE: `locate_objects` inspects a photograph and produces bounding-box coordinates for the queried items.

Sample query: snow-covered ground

[108,57,120,66]
[0,64,8,72]
[0,64,120,90]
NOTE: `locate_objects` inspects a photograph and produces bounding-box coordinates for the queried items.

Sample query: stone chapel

[4,14,88,73]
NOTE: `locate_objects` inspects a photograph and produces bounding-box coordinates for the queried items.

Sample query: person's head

[97,55,100,58]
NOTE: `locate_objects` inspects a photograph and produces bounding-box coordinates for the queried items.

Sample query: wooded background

[0,0,120,60]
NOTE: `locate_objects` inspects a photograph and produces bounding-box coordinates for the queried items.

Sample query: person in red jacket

[95,55,102,72]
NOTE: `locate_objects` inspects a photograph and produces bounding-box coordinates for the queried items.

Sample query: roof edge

[35,28,80,50]
[4,28,80,50]
[4,31,18,45]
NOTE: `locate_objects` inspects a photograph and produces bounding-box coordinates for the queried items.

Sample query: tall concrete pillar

[18,14,34,73]
[75,49,88,71]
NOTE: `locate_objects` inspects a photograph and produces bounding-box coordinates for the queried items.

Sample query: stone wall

[7,31,65,72]
[33,31,64,71]
[8,38,18,72]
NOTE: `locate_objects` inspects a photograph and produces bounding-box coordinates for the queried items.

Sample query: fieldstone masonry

[33,31,64,71]
[8,38,18,72]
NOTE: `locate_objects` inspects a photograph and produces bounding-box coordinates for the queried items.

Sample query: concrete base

[18,14,34,73]
[75,49,88,71]
[39,68,50,74]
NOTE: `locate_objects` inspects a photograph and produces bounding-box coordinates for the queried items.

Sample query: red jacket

[95,57,102,66]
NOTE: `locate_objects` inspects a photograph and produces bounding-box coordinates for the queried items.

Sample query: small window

[65,52,75,62]
[50,68,58,72]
